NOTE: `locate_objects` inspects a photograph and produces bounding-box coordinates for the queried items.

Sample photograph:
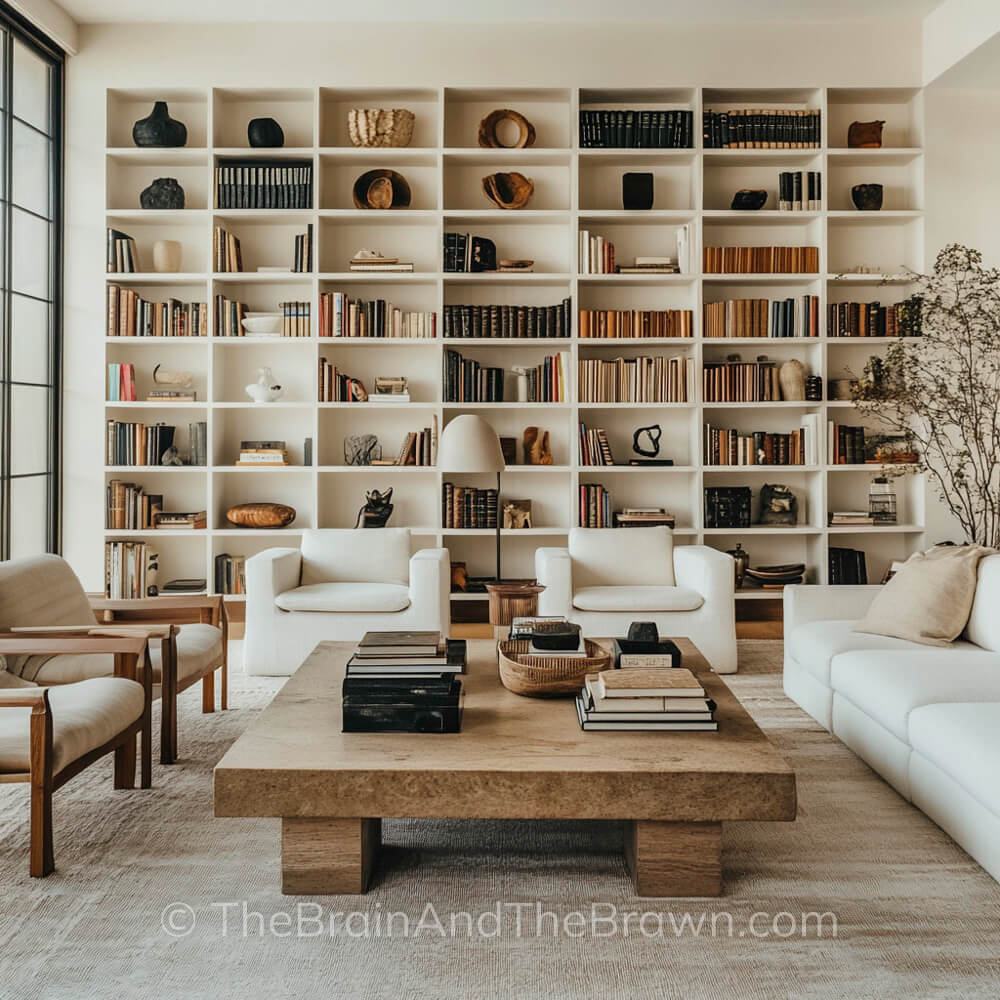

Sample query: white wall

[63,20,929,589]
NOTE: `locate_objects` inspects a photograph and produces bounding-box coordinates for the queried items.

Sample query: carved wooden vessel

[226,502,296,528]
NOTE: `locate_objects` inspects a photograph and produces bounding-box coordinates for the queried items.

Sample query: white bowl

[241,314,283,336]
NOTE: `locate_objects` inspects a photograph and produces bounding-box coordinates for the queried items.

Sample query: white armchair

[535,527,737,673]
[244,528,450,675]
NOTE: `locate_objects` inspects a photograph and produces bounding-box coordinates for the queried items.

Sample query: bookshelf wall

[104,85,926,601]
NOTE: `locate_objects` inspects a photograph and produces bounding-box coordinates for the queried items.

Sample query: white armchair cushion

[275,582,411,614]
[572,585,703,613]
[966,554,1000,652]
[568,526,675,588]
[0,677,144,775]
[299,528,410,587]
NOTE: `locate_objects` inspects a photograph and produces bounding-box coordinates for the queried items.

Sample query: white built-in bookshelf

[104,85,926,602]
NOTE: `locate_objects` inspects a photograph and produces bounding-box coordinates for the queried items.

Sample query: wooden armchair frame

[0,634,153,877]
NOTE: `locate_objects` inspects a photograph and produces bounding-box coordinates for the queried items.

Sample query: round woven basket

[498,639,611,698]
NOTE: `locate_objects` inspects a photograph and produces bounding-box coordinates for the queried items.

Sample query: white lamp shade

[438,414,505,473]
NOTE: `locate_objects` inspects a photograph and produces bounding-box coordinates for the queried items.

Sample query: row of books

[280,301,311,338]
[703,109,821,148]
[104,540,155,599]
[292,225,313,273]
[702,359,788,402]
[517,353,570,403]
[578,423,615,466]
[107,363,137,402]
[579,483,612,528]
[214,295,247,338]
[578,355,694,403]
[391,426,437,467]
[830,546,868,585]
[214,553,246,595]
[319,292,436,339]
[441,484,498,529]
[317,359,365,402]
[442,233,494,273]
[579,308,693,340]
[576,668,717,732]
[107,286,208,338]
[106,229,139,273]
[703,416,820,466]
[778,171,822,211]
[578,231,615,274]
[703,296,820,339]
[828,300,922,338]
[213,226,243,272]
[703,245,820,274]
[829,423,868,465]
[578,109,694,149]
[214,160,313,210]
[442,300,572,340]
[443,350,504,403]
[105,481,159,530]
[105,421,207,467]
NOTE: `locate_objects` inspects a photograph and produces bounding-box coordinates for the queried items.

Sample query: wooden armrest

[10,625,173,640]
[0,634,149,657]
[89,595,222,612]
[0,689,50,711]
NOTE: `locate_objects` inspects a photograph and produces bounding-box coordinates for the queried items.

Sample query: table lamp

[438,414,506,581]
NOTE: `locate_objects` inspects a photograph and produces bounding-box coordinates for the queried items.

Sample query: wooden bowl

[226,502,296,529]
[498,638,611,698]
[352,169,411,209]
[481,171,534,210]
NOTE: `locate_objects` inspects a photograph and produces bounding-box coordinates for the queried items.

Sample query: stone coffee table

[214,637,796,896]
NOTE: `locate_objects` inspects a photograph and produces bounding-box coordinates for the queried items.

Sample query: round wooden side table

[484,581,545,640]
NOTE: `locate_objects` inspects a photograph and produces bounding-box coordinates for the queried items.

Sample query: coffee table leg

[281,817,381,895]
[624,820,722,897]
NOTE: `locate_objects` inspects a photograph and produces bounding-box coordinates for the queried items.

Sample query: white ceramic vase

[245,367,284,404]
[152,239,182,273]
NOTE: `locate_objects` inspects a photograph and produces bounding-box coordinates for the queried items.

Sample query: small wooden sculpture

[523,426,553,465]
[478,109,536,149]
[481,171,534,210]
[503,500,532,529]
[847,120,885,149]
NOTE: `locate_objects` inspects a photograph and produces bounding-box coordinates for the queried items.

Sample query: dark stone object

[731,188,768,211]
[632,423,662,458]
[470,236,497,272]
[851,183,884,211]
[248,117,284,148]
[140,177,185,210]
[356,487,394,528]
[627,622,659,643]
[759,483,798,526]
[622,172,654,210]
[132,101,188,148]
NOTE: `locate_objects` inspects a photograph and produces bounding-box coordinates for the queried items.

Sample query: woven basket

[498,639,611,698]
[347,108,415,148]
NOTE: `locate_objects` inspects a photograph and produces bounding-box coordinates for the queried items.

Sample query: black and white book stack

[575,668,718,732]
[342,630,466,734]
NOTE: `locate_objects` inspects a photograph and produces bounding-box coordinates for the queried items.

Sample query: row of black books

[443,349,504,402]
[343,631,465,734]
[214,553,246,595]
[442,233,492,273]
[442,300,572,340]
[214,159,313,210]
[704,486,752,529]
[778,171,821,211]
[828,299,922,338]
[829,423,868,465]
[829,546,868,585]
[578,109,694,149]
[442,483,498,529]
[703,109,821,148]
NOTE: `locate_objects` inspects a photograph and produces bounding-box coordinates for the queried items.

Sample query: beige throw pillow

[853,544,996,646]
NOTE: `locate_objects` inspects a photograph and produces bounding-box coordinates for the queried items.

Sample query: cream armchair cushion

[570,527,675,588]
[299,528,410,586]
[572,585,703,612]
[274,582,411,613]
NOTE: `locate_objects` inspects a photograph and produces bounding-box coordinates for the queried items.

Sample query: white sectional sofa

[783,554,1000,882]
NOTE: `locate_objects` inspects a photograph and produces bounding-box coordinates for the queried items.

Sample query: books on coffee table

[357,630,443,657]
[346,638,467,675]
[576,668,718,732]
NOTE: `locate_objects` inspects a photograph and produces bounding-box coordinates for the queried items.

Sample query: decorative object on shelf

[241,312,283,337]
[829,378,857,401]
[347,108,415,148]
[481,171,534,210]
[759,483,798,526]
[705,486,752,529]
[523,426,553,466]
[470,236,497,272]
[622,172,654,211]
[499,437,517,465]
[486,582,545,633]
[805,375,823,401]
[349,248,414,273]
[868,476,898,524]
[851,183,884,211]
[132,101,187,147]
[151,239,182,273]
[451,561,468,592]
[499,258,533,273]
[245,366,285,404]
[731,188,767,211]
[502,499,532,529]
[149,365,195,405]
[498,638,610,698]
[632,423,662,459]
[868,435,919,465]
[727,543,750,589]
[848,119,885,149]
[226,502,296,529]
[779,358,807,400]
[344,434,381,466]
[247,116,284,148]
[355,487,394,528]
[744,563,805,589]
[478,108,536,149]
[627,622,659,644]
[351,169,412,210]
[160,445,183,466]
[139,177,185,210]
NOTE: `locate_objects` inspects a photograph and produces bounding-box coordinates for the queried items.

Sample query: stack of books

[213,226,243,272]
[154,510,207,530]
[317,359,366,402]
[106,228,139,273]
[578,423,615,466]
[744,563,806,589]
[236,440,288,466]
[343,631,466,733]
[829,547,868,585]
[576,668,718,732]
[579,231,615,274]
[777,171,821,211]
[829,511,874,526]
[499,259,533,274]
[107,363,137,402]
[349,253,414,273]
[147,385,197,403]
[613,507,676,528]
[214,553,246,595]
[292,224,313,272]
[615,255,679,275]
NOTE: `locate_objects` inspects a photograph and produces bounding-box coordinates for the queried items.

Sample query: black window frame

[0,2,64,559]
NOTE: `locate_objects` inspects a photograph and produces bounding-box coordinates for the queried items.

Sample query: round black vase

[248,117,284,148]
[132,101,188,148]
[139,177,185,210]
[851,183,884,211]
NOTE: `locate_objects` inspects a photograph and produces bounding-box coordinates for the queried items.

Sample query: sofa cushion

[786,619,959,686]
[569,526,675,589]
[830,649,1000,743]
[0,677,145,775]
[572,585,703,613]
[299,529,410,587]
[909,702,1000,818]
[965,554,1000,652]
[274,582,411,614]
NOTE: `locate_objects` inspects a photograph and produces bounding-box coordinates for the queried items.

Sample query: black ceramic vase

[140,177,185,210]
[132,102,188,148]
[851,183,883,211]
[731,188,768,210]
[248,117,284,148]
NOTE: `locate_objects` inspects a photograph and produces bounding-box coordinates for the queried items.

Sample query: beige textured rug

[2,639,999,1000]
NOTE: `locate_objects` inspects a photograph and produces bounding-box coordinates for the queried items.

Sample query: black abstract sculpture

[356,487,394,528]
[140,177,185,210]
[132,102,187,148]
[632,423,662,458]
[731,188,768,210]
[248,117,284,148]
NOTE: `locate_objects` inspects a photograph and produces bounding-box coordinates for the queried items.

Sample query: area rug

[1,640,999,1000]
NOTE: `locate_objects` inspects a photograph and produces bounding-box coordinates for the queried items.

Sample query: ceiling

[58,0,947,23]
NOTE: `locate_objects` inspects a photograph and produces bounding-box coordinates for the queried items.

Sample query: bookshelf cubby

[104,85,926,599]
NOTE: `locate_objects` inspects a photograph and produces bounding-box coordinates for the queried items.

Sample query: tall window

[0,8,62,559]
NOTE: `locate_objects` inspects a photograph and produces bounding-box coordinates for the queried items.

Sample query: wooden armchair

[0,633,152,877]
